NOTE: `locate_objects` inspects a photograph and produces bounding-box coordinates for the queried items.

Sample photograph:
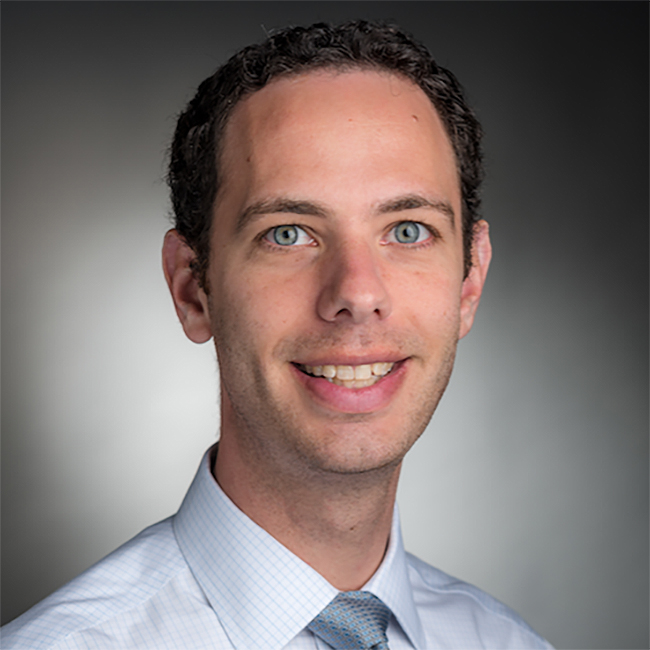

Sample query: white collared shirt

[3,445,552,649]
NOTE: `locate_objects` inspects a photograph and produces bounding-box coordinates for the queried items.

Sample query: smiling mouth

[295,362,395,388]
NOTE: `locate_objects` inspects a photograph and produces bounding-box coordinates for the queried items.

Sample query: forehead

[226,69,451,149]
[218,69,459,216]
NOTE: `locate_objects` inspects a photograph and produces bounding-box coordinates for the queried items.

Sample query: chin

[295,422,417,477]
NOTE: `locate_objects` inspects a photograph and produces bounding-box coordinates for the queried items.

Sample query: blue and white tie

[307,591,391,649]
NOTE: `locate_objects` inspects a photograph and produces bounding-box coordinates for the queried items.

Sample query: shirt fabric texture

[3,445,553,649]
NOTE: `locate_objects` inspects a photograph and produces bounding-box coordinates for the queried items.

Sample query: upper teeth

[302,362,394,386]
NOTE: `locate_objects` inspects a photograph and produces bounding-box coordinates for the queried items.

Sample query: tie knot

[307,591,391,650]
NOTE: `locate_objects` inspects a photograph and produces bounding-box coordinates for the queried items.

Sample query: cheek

[390,264,462,331]
[218,267,313,343]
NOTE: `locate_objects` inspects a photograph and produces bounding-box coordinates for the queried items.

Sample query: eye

[264,225,314,247]
[387,221,431,244]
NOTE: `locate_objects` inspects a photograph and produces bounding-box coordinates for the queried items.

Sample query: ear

[162,229,212,344]
[459,220,492,340]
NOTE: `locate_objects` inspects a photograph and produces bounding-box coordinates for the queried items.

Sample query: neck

[214,426,400,591]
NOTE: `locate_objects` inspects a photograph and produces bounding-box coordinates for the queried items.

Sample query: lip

[291,358,409,414]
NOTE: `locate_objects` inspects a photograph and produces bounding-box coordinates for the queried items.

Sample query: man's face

[193,70,489,478]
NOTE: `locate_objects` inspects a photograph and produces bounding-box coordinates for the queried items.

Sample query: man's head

[163,21,491,484]
[167,20,484,289]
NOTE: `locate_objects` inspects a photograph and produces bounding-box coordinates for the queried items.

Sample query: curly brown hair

[167,20,484,287]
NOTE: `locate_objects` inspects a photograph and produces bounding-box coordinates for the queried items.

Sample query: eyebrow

[235,193,455,234]
[376,194,456,229]
[235,198,329,234]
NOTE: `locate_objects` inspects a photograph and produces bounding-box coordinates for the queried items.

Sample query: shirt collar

[363,507,426,648]
[173,444,425,650]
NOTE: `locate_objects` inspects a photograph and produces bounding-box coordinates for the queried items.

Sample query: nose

[316,240,392,324]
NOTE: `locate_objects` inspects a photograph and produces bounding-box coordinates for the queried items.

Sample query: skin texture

[163,70,491,589]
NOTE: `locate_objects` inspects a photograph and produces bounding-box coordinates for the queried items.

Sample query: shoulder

[1,518,190,650]
[405,552,554,649]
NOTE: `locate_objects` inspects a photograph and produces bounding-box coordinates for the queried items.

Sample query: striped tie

[307,591,391,649]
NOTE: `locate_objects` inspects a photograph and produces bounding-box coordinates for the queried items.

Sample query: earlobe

[459,220,492,340]
[162,229,213,344]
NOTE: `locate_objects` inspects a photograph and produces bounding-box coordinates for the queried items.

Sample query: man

[3,21,552,649]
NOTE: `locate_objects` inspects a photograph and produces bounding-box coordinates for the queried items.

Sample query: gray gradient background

[2,2,648,648]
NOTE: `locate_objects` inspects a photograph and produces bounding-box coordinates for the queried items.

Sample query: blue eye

[389,221,430,244]
[273,225,298,245]
[265,225,313,246]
